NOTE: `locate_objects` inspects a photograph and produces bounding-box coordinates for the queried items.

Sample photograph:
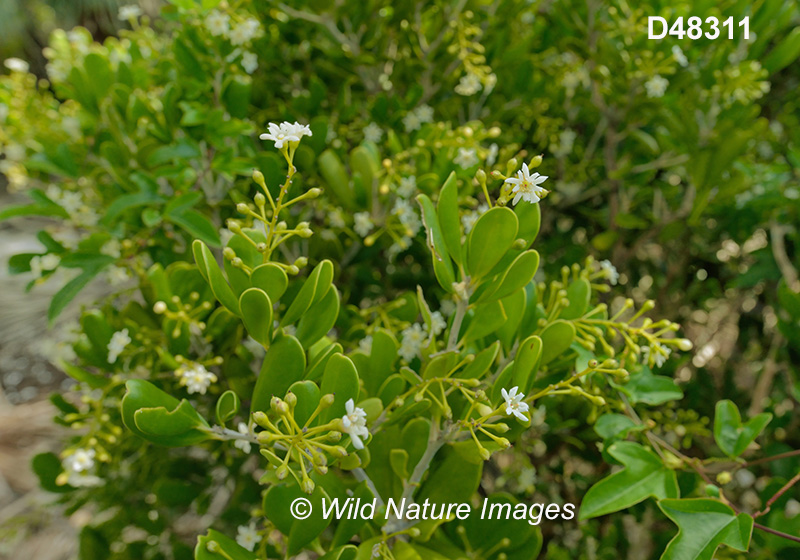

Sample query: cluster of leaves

[1,0,799,559]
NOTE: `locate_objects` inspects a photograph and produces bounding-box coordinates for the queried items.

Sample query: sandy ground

[0,192,79,559]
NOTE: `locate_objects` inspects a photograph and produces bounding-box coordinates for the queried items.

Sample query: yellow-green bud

[476,404,493,417]
[475,169,486,183]
[488,126,501,137]
[307,187,322,198]
[285,392,297,407]
[331,445,348,457]
[276,465,289,480]
[227,220,241,233]
[677,338,693,351]
[479,446,491,461]
[271,397,288,414]
[498,438,511,449]
[294,257,308,268]
[287,265,300,275]
[529,154,543,168]
[153,301,167,314]
[494,423,510,433]
[254,192,266,207]
[223,247,236,260]
[408,528,421,537]
[301,479,316,495]
[716,471,732,485]
[327,431,342,442]
[236,202,249,214]
[320,394,335,408]
[252,169,266,187]
[231,257,243,269]
[257,431,277,444]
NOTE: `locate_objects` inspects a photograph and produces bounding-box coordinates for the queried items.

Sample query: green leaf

[318,150,355,209]
[658,499,753,560]
[319,354,359,424]
[457,342,500,379]
[713,400,772,458]
[239,288,273,347]
[288,380,321,427]
[251,334,306,415]
[48,266,105,323]
[763,28,800,74]
[282,260,334,326]
[512,335,542,392]
[251,263,288,301]
[32,452,73,493]
[579,441,679,520]
[467,207,518,280]
[617,366,683,406]
[263,483,331,555]
[461,300,507,343]
[296,286,340,347]
[0,202,69,221]
[362,329,398,395]
[195,529,257,560]
[417,194,456,292]
[489,250,540,302]
[539,320,575,364]
[193,240,241,316]
[560,278,591,320]
[594,413,639,440]
[121,380,210,447]
[514,199,541,248]
[436,172,463,266]
[167,209,221,247]
[215,390,240,426]
[416,444,482,505]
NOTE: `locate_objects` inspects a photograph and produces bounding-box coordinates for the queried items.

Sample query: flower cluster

[107,329,131,364]
[176,362,218,395]
[259,121,313,149]
[341,399,369,449]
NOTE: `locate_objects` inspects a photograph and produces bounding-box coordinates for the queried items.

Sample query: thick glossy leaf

[48,265,106,323]
[122,380,210,447]
[513,200,541,248]
[539,320,576,364]
[467,207,518,280]
[713,400,772,458]
[215,390,240,426]
[319,545,357,560]
[457,341,500,379]
[250,263,288,301]
[461,300,507,343]
[282,260,333,326]
[296,286,340,347]
[319,354,359,424]
[560,277,591,320]
[417,194,456,292]
[32,452,73,493]
[579,442,679,520]
[362,329,399,396]
[496,290,526,349]
[616,366,683,406]
[489,250,540,302]
[512,335,542,392]
[318,150,355,209]
[195,529,257,560]
[251,334,306,415]
[263,482,331,555]
[288,380,321,427]
[436,172,463,266]
[416,444,482,505]
[658,499,753,560]
[193,240,240,316]
[594,413,640,440]
[239,288,273,347]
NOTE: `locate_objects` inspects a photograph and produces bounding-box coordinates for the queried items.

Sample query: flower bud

[276,465,289,480]
[331,445,348,457]
[320,394,335,408]
[475,168,487,183]
[408,528,421,537]
[716,471,732,485]
[479,446,491,461]
[271,397,289,415]
[257,431,277,444]
[494,423,510,433]
[284,392,297,407]
[301,478,315,494]
[227,220,241,233]
[254,192,266,207]
[476,404,493,417]
[307,187,322,198]
[153,301,167,314]
[287,265,300,275]
[505,158,518,175]
[497,438,511,448]
[677,338,693,351]
[488,127,501,137]
[223,247,236,260]
[252,169,266,187]
[236,202,249,214]
[294,257,308,268]
[327,431,342,442]
[529,154,543,168]
[231,257,243,269]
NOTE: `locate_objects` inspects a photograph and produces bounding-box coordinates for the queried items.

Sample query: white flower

[392,199,421,236]
[42,253,61,270]
[501,386,530,422]
[101,239,122,258]
[486,143,499,166]
[234,422,252,453]
[118,5,142,21]
[415,104,434,123]
[236,523,262,551]
[64,448,95,473]
[353,212,373,237]
[4,58,29,73]
[30,254,61,277]
[672,45,689,67]
[599,260,619,285]
[177,363,218,394]
[329,209,346,229]
[241,52,258,74]
[403,112,421,132]
[359,335,373,354]
[363,122,383,143]
[399,323,426,362]
[259,121,311,149]
[455,72,481,96]
[341,398,369,449]
[205,10,230,37]
[454,148,478,169]
[397,176,417,198]
[427,311,446,337]
[439,299,457,317]
[107,329,131,363]
[67,471,103,487]
[504,163,549,205]
[228,17,261,46]
[645,75,669,98]
[641,342,671,368]
[106,266,131,286]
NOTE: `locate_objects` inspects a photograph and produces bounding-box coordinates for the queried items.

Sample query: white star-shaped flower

[504,163,549,205]
[501,386,530,422]
[341,398,369,449]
